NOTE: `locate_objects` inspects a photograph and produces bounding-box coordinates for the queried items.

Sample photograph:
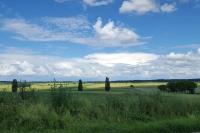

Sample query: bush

[18,80,33,100]
[50,85,71,115]
[158,85,168,92]
[69,97,92,117]
[130,85,135,88]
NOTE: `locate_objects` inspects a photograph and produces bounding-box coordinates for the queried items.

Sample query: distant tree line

[111,78,200,83]
[158,80,197,94]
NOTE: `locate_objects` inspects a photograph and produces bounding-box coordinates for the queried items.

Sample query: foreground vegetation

[0,81,200,133]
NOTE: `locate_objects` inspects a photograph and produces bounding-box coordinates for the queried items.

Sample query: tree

[167,82,178,92]
[78,79,83,91]
[12,79,18,92]
[167,80,197,94]
[158,85,168,92]
[105,77,111,91]
[185,81,197,94]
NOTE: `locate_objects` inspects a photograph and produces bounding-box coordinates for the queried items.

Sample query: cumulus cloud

[0,48,200,80]
[92,18,141,47]
[0,17,143,47]
[120,0,159,14]
[120,0,177,14]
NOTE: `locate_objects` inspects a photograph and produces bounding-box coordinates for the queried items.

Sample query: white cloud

[0,17,143,47]
[0,48,200,80]
[0,18,70,41]
[92,18,141,47]
[160,3,177,13]
[166,52,192,61]
[120,0,159,14]
[42,16,91,31]
[54,0,69,3]
[198,48,200,54]
[83,0,113,6]
[85,53,158,67]
[54,0,113,6]
[120,0,177,14]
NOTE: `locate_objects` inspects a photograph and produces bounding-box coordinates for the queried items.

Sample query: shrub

[50,85,71,115]
[69,97,92,117]
[130,85,135,88]
[19,80,30,100]
[158,85,168,92]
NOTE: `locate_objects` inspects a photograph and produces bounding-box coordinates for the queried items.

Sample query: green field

[0,82,166,91]
[0,82,200,133]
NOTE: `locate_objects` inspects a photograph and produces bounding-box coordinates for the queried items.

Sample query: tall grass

[0,90,200,132]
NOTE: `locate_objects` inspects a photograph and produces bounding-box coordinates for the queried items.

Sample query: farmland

[0,81,166,92]
[0,81,200,133]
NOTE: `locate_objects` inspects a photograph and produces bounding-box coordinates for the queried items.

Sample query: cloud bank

[0,49,200,81]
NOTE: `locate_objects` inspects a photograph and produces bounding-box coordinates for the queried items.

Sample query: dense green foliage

[158,80,197,94]
[158,85,168,92]
[18,81,32,100]
[0,81,200,132]
[1,88,200,133]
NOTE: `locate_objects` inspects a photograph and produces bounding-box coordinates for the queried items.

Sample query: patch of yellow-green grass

[0,83,11,91]
[0,82,167,92]
[84,82,166,90]
[197,82,200,87]
[130,82,166,88]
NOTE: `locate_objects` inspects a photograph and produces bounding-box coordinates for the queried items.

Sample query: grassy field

[0,82,166,92]
[0,81,200,133]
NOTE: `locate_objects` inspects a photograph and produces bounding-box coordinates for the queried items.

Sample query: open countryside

[0,80,200,133]
[0,0,200,132]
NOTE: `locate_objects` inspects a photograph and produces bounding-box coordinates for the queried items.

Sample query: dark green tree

[78,79,83,91]
[105,77,111,91]
[167,82,178,92]
[12,79,18,92]
[167,80,197,94]
[185,81,197,94]
[158,85,168,92]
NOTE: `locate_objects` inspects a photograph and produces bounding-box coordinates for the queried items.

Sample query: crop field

[0,82,166,91]
[0,81,200,133]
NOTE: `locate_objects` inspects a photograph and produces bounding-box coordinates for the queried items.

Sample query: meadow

[0,81,200,133]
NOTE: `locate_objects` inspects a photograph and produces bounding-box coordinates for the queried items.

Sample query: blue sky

[0,0,200,81]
